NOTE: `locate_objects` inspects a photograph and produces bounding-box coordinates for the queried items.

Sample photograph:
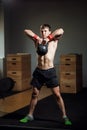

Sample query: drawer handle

[12,72,16,74]
[65,58,71,61]
[65,73,70,75]
[65,64,70,65]
[12,58,16,60]
[65,85,70,87]
[12,63,16,65]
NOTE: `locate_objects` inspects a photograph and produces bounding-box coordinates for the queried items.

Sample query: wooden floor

[0,86,52,116]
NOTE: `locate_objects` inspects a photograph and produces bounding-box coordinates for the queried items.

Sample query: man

[20,24,72,125]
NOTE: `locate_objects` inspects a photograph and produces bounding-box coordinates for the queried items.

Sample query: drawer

[59,64,82,72]
[6,61,31,71]
[60,54,82,64]
[60,83,77,93]
[7,61,23,70]
[7,56,22,62]
[6,54,31,62]
[60,72,76,80]
[60,71,82,79]
[60,78,76,85]
[59,64,76,71]
[7,71,31,79]
[60,77,82,93]
[60,82,82,93]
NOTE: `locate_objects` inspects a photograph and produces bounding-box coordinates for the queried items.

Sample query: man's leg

[51,86,72,125]
[20,87,40,123]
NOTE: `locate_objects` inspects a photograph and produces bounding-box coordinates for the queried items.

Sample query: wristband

[47,34,53,40]
[33,34,38,40]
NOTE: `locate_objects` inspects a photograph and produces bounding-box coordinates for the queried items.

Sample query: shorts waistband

[36,67,55,71]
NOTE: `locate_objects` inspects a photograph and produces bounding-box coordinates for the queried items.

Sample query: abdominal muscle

[37,55,54,70]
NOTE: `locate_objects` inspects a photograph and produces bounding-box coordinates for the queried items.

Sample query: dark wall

[3,0,87,87]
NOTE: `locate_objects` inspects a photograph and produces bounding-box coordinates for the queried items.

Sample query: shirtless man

[20,24,72,125]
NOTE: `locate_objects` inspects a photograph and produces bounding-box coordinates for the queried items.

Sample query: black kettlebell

[37,43,48,56]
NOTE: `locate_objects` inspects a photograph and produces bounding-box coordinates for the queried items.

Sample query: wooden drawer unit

[59,54,82,93]
[6,53,31,91]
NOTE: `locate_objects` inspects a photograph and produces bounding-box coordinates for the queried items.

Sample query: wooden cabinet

[59,54,83,93]
[6,53,31,91]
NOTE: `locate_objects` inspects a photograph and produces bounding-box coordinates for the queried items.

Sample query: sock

[27,114,34,120]
[63,115,67,119]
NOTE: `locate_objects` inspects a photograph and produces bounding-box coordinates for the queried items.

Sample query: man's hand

[36,37,43,44]
[42,38,49,44]
[42,39,47,45]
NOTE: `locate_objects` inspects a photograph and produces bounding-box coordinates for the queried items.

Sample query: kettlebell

[37,43,48,56]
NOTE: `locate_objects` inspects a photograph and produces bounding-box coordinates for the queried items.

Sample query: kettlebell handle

[42,39,48,45]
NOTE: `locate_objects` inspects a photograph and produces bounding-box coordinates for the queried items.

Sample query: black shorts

[30,67,59,90]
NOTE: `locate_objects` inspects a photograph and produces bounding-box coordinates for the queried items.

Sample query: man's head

[40,24,51,39]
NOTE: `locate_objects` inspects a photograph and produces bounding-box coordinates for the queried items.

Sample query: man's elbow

[24,29,28,33]
[24,29,31,36]
[59,28,64,35]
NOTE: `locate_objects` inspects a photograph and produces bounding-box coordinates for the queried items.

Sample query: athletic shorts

[30,67,59,90]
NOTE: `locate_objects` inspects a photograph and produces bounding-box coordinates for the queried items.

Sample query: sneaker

[64,117,72,125]
[19,115,34,123]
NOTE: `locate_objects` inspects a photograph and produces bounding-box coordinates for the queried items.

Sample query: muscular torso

[36,40,58,70]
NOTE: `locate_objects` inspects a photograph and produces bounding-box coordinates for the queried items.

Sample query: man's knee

[32,91,38,99]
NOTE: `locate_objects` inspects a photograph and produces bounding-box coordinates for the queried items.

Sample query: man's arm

[24,29,42,43]
[47,28,64,42]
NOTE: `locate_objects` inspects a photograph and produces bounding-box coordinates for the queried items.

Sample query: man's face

[40,27,51,39]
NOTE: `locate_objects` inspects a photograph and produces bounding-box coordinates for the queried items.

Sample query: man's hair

[40,24,51,31]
